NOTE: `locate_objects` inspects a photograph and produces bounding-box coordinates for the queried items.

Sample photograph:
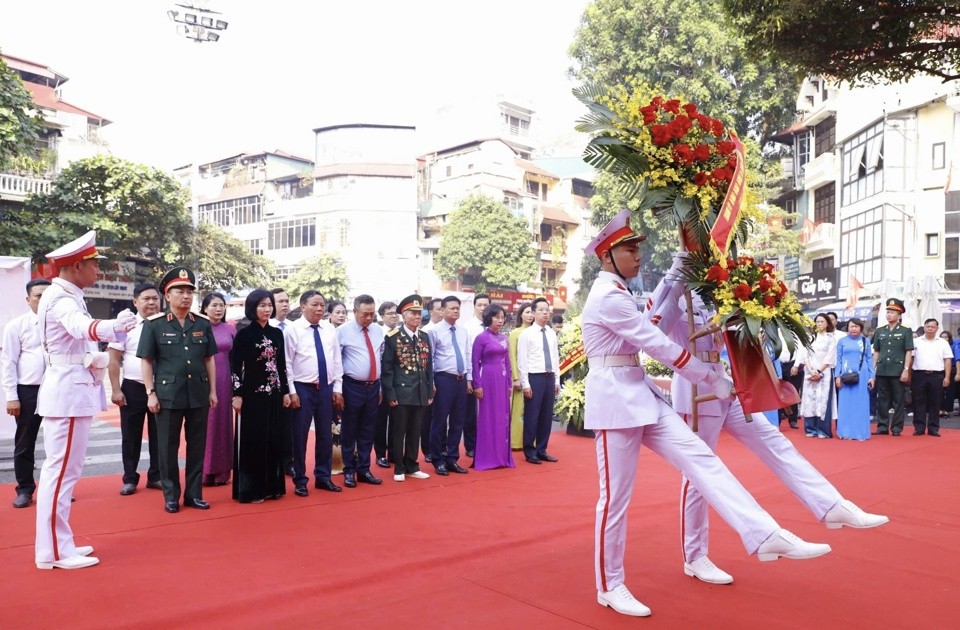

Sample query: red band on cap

[51,245,98,267]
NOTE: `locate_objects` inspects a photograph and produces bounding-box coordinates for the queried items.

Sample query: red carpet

[2,428,958,629]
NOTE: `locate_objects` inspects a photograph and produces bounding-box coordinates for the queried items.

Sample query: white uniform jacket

[644,276,727,417]
[36,278,122,418]
[582,271,713,430]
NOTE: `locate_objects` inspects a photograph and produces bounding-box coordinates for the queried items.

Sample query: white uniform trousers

[680,403,843,563]
[35,416,92,563]
[594,399,779,593]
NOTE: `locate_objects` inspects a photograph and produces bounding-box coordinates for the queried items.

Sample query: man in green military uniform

[382,294,434,482]
[138,267,218,513]
[872,298,914,436]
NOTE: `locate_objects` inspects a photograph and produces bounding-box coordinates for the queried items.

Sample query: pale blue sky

[2,0,591,169]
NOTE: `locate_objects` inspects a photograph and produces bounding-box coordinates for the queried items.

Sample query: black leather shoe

[120,483,137,496]
[376,457,390,468]
[12,493,32,508]
[873,430,889,435]
[357,471,382,485]
[434,465,448,476]
[788,421,798,429]
[891,432,901,436]
[448,463,468,474]
[525,457,542,465]
[466,450,475,458]
[930,432,941,437]
[285,465,296,477]
[294,485,309,497]
[539,454,558,463]
[424,454,432,463]
[344,473,357,488]
[145,480,162,490]
[315,478,342,493]
[184,498,210,510]
[164,501,180,513]
[914,431,925,436]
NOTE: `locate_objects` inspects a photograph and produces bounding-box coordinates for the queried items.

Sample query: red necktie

[363,326,377,380]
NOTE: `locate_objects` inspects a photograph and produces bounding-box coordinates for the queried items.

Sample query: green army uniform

[137,269,218,507]
[381,294,433,477]
[872,298,914,435]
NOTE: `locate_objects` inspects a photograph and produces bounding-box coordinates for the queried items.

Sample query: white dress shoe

[75,546,94,557]
[597,583,651,617]
[408,471,430,479]
[757,528,831,562]
[824,499,889,529]
[684,556,734,584]
[393,474,405,482]
[36,555,100,570]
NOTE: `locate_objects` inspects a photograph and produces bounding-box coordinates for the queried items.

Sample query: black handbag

[839,339,867,385]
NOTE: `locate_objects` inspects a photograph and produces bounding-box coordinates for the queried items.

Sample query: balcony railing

[803,152,837,190]
[802,222,836,254]
[0,172,53,201]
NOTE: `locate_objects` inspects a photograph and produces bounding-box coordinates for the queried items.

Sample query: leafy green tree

[743,204,803,262]
[179,222,274,294]
[434,193,539,290]
[569,0,800,143]
[283,252,348,303]
[722,0,960,84]
[4,155,191,271]
[0,52,44,170]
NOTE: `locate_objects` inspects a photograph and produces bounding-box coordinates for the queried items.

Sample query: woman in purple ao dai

[471,304,515,470]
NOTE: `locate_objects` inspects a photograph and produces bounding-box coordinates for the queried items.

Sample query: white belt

[48,354,86,365]
[588,354,641,369]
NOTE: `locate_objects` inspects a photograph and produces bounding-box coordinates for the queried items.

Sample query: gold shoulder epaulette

[146,312,165,321]
[386,327,400,337]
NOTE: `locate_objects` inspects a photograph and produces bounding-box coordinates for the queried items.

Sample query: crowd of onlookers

[772,304,955,441]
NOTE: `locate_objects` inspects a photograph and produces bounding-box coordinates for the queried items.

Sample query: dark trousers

[943,362,957,413]
[912,370,944,434]
[523,373,555,460]
[119,379,160,486]
[293,381,334,486]
[781,361,803,425]
[280,406,294,471]
[341,377,379,475]
[463,392,477,454]
[421,402,433,458]
[156,406,207,503]
[374,399,392,461]
[875,375,906,434]
[391,404,425,475]
[431,372,467,466]
[12,384,42,496]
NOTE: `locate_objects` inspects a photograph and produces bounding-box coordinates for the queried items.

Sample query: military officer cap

[885,298,905,313]
[46,230,104,267]
[585,208,647,258]
[159,266,197,293]
[398,294,423,314]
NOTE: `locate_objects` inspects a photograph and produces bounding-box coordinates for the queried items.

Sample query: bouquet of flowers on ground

[554,316,587,429]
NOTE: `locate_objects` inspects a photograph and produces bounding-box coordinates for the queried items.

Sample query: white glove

[667,251,690,281]
[704,368,734,401]
[113,309,137,333]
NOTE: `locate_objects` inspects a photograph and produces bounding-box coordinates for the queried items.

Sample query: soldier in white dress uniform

[34,231,137,570]
[644,264,889,586]
[581,210,831,617]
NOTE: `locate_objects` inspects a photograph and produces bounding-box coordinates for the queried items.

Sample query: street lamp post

[167,2,228,43]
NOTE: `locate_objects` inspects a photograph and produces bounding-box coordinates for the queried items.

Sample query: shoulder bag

[839,339,866,385]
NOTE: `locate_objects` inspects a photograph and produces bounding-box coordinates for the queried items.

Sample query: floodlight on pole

[167,1,228,43]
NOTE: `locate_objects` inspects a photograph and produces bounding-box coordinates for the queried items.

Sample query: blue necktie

[279,321,286,330]
[542,327,553,372]
[451,325,465,374]
[311,324,328,385]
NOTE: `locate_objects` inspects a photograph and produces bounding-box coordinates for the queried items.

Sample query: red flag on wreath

[708,133,746,258]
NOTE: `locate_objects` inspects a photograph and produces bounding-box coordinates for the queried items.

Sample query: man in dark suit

[138,267,218,513]
[382,294,434,482]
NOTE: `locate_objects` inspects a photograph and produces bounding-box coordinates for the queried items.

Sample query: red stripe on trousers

[680,478,691,563]
[599,429,612,592]
[50,417,76,561]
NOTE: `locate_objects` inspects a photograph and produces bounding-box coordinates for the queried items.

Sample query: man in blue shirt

[427,296,472,476]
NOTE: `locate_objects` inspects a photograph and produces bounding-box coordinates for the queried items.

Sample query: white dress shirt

[2,311,45,400]
[285,317,344,394]
[107,314,146,383]
[516,322,560,389]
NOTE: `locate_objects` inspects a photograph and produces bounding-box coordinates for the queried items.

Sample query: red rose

[778,281,788,295]
[696,113,711,129]
[705,264,730,283]
[693,172,708,186]
[693,144,711,162]
[673,143,694,165]
[682,103,699,116]
[726,257,737,268]
[651,96,664,108]
[640,105,658,125]
[758,275,773,292]
[764,295,777,307]
[733,283,753,301]
[716,140,736,155]
[651,125,672,146]
[664,99,681,114]
[727,155,738,169]
[668,115,692,139]
[761,263,775,274]
[711,168,727,181]
[711,119,725,136]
